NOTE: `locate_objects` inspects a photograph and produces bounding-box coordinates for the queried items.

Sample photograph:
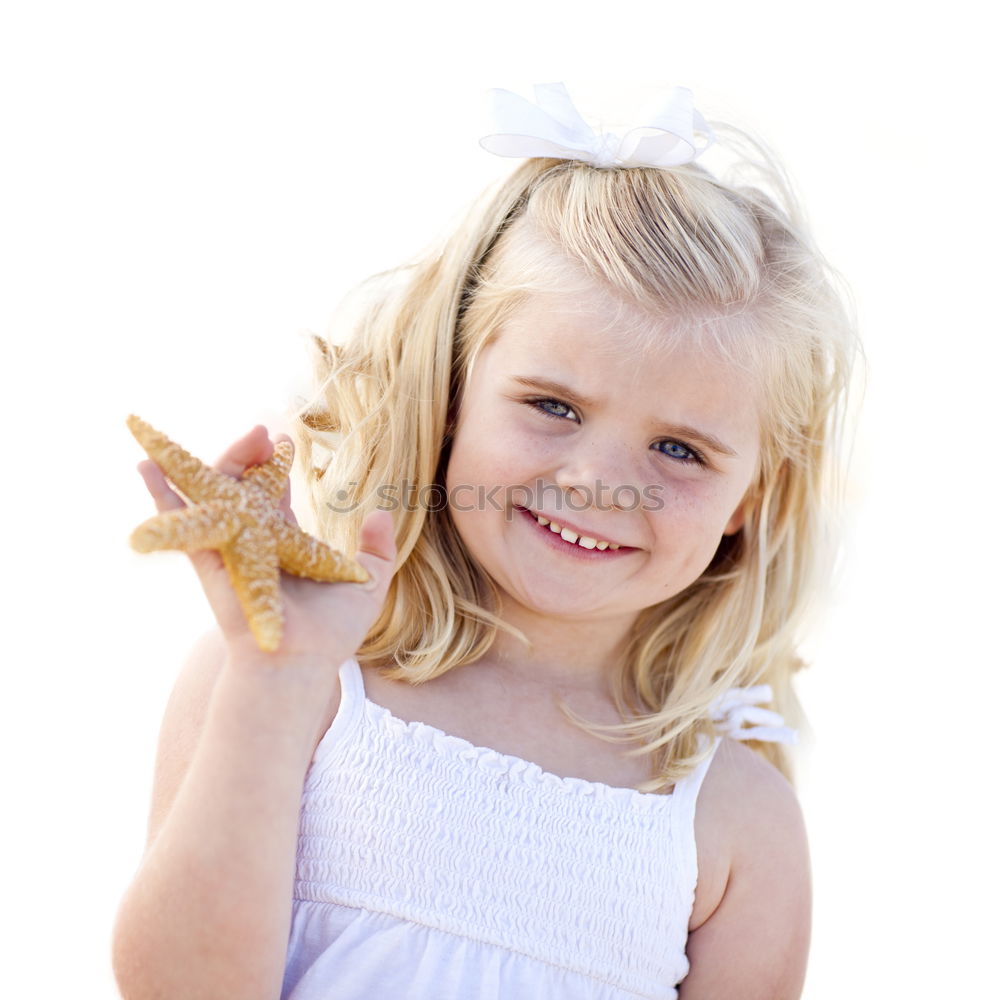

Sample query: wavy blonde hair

[295,136,858,791]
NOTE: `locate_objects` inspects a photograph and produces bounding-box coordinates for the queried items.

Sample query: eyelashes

[652,440,705,465]
[525,398,707,466]
[530,398,577,421]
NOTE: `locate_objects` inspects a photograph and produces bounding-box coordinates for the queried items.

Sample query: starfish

[127,415,368,652]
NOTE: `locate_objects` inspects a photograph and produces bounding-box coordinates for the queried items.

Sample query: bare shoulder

[701,737,805,833]
[683,738,811,1000]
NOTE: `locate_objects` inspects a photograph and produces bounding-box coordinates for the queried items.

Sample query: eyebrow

[509,375,739,458]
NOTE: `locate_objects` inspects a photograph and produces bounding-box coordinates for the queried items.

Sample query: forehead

[490,287,762,401]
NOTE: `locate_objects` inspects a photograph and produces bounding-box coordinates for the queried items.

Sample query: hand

[137,425,396,671]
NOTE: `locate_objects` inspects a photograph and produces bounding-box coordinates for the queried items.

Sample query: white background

[3,2,988,997]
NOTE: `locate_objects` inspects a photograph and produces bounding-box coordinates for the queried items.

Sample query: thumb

[354,509,397,582]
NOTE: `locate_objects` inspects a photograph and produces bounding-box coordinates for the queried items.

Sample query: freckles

[648,488,721,547]
[515,437,556,468]
[665,480,725,516]
[653,482,690,517]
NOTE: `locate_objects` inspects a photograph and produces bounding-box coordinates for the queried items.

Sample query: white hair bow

[480,82,714,169]
[709,685,799,745]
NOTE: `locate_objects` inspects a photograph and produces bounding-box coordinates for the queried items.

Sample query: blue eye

[531,399,576,420]
[655,439,703,464]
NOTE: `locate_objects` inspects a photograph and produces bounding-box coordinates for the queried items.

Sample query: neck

[485,602,637,694]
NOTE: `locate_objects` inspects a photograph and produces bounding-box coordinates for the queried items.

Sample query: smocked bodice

[281,660,793,999]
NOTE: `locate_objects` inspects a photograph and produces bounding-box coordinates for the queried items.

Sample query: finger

[137,459,233,607]
[137,460,185,513]
[213,425,274,478]
[272,433,298,525]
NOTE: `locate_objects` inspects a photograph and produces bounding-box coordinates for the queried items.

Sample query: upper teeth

[536,515,620,550]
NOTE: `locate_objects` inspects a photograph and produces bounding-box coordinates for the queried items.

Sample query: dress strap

[338,656,366,708]
[312,658,367,764]
[672,736,721,807]
[708,685,798,744]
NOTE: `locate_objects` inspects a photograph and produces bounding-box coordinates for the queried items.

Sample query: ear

[723,492,754,537]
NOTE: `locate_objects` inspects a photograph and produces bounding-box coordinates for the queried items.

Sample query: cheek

[448,414,546,487]
[446,439,509,493]
[656,480,745,537]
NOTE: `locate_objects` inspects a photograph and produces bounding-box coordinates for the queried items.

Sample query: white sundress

[281,659,794,1000]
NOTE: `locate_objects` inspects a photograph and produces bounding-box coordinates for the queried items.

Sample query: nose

[552,436,642,512]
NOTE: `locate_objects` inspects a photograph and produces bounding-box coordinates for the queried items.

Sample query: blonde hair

[296,133,858,791]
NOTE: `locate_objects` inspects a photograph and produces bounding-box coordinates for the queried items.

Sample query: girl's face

[445,285,763,632]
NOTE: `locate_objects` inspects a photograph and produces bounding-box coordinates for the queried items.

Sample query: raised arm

[112,427,396,1000]
[678,738,812,1000]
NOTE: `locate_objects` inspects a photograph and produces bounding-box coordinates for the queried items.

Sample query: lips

[521,507,625,551]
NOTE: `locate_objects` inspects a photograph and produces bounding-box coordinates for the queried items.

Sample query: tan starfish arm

[241,440,293,501]
[270,517,369,583]
[221,528,283,652]
[127,415,370,653]
[127,415,240,503]
[130,500,240,554]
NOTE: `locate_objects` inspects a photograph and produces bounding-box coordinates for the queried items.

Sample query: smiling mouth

[521,507,623,551]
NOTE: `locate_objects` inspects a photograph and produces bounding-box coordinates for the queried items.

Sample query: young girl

[113,85,856,999]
